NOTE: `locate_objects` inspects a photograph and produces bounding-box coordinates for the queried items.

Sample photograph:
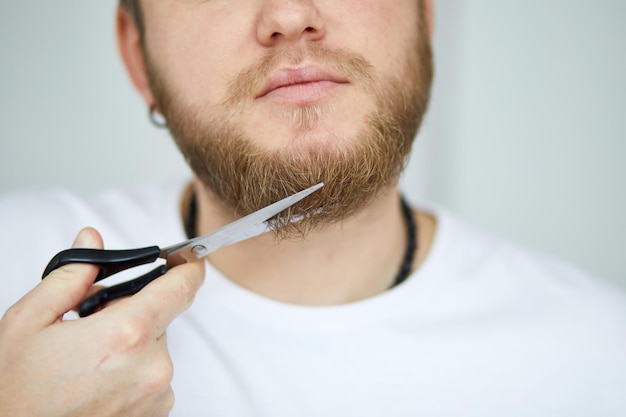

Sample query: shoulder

[417,204,626,319]
[411,206,626,375]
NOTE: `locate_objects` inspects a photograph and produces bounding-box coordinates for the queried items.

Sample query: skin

[0,228,205,417]
[120,0,436,304]
[0,0,435,415]
[131,0,416,149]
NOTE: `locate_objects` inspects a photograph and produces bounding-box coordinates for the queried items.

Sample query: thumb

[14,228,104,329]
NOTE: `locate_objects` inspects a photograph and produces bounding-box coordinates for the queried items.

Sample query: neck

[188,180,435,306]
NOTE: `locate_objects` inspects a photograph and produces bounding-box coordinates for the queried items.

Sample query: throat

[183,186,418,305]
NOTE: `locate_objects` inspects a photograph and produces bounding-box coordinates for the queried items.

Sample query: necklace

[184,192,417,288]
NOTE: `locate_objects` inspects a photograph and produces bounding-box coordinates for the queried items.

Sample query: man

[0,1,625,416]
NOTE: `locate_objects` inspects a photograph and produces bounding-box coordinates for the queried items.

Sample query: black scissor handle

[41,246,162,282]
[78,265,168,317]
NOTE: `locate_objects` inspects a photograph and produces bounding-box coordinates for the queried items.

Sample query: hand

[0,228,205,417]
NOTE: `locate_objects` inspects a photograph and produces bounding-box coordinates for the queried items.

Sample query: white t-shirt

[1,184,625,417]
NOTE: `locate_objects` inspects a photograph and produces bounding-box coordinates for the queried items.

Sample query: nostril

[305,27,315,32]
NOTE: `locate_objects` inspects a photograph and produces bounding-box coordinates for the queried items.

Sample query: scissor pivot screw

[191,245,207,256]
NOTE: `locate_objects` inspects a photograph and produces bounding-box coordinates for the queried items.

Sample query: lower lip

[261,81,343,104]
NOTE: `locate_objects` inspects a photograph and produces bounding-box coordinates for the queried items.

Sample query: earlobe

[116,5,154,107]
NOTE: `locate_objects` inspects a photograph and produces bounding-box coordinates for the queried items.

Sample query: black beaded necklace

[184,192,417,288]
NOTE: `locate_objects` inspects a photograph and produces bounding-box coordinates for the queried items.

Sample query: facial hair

[145,12,433,238]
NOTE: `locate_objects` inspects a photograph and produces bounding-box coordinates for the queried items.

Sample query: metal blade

[162,183,323,261]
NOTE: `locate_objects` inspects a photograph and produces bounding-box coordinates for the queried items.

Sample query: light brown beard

[145,15,432,238]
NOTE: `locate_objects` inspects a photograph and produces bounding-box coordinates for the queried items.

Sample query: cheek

[329,0,419,78]
[145,8,257,108]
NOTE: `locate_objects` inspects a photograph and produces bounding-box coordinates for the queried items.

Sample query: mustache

[223,43,376,106]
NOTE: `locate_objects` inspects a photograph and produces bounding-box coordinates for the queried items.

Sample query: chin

[245,112,364,152]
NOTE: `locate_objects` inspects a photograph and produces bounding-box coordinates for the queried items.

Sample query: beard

[145,14,432,238]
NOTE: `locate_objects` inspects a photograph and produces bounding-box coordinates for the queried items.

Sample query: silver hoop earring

[149,104,167,128]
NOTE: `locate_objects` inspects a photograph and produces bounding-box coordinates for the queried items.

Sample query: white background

[1,1,625,289]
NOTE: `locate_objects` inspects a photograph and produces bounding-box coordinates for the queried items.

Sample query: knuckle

[153,387,176,417]
[112,316,150,349]
[1,303,22,323]
[142,355,174,394]
[162,386,176,413]
[0,304,23,335]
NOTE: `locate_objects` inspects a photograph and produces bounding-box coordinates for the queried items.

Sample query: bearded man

[0,1,625,416]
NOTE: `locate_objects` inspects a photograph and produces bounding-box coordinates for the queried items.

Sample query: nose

[256,0,325,46]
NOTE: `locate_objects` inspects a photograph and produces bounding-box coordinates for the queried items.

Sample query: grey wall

[0,0,190,192]
[1,1,625,289]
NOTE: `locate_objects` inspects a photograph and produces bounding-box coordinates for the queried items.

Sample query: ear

[423,0,434,36]
[116,5,155,107]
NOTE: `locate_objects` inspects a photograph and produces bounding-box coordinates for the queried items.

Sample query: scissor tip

[308,182,324,193]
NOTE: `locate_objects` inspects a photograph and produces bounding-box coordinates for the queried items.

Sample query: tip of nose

[258,5,325,45]
[270,26,322,42]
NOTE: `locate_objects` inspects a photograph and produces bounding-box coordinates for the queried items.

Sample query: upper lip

[256,66,349,98]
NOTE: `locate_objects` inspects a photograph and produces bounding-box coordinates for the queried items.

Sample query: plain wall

[1,1,625,289]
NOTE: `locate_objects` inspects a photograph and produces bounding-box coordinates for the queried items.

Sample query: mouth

[256,66,349,104]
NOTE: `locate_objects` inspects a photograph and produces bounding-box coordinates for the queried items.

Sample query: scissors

[42,183,324,317]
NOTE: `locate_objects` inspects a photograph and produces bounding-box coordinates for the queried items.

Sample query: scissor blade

[162,183,323,261]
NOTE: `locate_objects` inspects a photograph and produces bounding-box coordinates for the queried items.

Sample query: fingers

[123,259,205,338]
[5,225,204,342]
[7,228,104,330]
[0,229,190,417]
